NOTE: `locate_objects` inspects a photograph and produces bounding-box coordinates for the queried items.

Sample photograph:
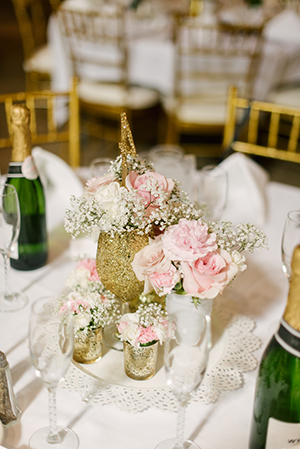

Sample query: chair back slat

[58,6,128,86]
[223,85,300,164]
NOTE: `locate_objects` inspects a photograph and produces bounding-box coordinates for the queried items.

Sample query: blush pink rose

[181,249,238,299]
[148,265,181,295]
[85,173,116,194]
[162,218,218,262]
[76,259,100,281]
[126,171,174,214]
[132,236,173,294]
[137,325,158,345]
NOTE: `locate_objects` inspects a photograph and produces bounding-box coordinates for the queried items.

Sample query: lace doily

[61,295,261,413]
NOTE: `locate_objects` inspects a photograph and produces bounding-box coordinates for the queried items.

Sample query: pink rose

[85,173,116,193]
[162,218,218,262]
[132,236,173,294]
[76,258,100,281]
[148,265,181,295]
[126,171,174,215]
[137,325,158,345]
[181,249,238,299]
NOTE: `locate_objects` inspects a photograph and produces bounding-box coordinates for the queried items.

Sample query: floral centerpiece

[58,258,120,363]
[132,218,267,306]
[59,258,120,334]
[117,303,169,380]
[64,113,267,316]
[117,303,168,347]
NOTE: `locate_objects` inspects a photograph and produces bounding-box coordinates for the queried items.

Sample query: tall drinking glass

[0,183,28,312]
[156,307,210,449]
[200,165,227,221]
[281,210,300,280]
[28,296,79,449]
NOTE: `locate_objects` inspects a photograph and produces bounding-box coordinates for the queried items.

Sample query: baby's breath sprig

[209,220,268,253]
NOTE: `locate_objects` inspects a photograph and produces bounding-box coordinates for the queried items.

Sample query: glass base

[29,426,79,449]
[155,439,200,449]
[0,291,28,312]
[103,323,123,351]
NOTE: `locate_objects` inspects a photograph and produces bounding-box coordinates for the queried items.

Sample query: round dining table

[0,166,299,449]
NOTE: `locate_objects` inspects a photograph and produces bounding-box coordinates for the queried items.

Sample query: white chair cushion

[162,96,227,125]
[266,87,300,109]
[23,44,54,75]
[78,80,160,110]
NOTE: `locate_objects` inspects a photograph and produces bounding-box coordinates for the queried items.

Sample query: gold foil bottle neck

[10,104,32,162]
[283,244,300,332]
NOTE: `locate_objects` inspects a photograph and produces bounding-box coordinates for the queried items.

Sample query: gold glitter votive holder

[73,327,103,364]
[123,340,158,380]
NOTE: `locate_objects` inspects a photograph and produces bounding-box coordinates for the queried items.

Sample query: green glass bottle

[249,245,300,449]
[6,104,48,270]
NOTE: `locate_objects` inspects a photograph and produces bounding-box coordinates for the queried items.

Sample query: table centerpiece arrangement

[117,302,168,380]
[64,112,268,355]
[58,258,120,363]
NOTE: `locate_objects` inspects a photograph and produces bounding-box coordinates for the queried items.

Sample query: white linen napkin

[32,147,84,232]
[264,9,300,44]
[219,153,269,227]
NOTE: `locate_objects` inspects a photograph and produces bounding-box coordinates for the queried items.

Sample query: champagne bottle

[249,245,300,449]
[6,104,48,270]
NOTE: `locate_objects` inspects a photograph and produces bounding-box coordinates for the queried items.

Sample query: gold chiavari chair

[223,85,300,163]
[57,5,160,145]
[162,17,264,144]
[0,77,80,168]
[11,0,54,90]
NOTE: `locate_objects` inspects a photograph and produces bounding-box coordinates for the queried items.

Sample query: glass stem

[3,253,12,301]
[47,386,61,445]
[175,401,186,449]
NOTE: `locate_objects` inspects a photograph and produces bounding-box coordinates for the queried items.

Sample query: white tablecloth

[48,5,300,101]
[0,179,299,449]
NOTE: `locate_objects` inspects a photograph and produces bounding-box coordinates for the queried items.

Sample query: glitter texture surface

[123,341,158,380]
[96,231,149,303]
[73,327,103,364]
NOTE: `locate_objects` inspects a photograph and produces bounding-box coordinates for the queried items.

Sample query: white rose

[231,250,247,272]
[94,182,123,220]
[65,268,90,289]
[74,312,90,330]
[122,322,139,346]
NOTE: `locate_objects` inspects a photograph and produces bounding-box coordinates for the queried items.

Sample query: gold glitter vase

[96,230,150,304]
[123,341,158,380]
[73,327,103,364]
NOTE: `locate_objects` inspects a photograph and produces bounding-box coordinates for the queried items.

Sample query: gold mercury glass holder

[73,327,103,364]
[96,112,150,351]
[123,341,159,380]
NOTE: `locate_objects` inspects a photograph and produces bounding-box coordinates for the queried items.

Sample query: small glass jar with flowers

[117,303,168,380]
[59,258,120,364]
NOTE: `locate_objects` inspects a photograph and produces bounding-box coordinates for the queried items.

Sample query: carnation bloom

[162,218,218,262]
[76,258,100,281]
[148,265,181,295]
[181,249,238,299]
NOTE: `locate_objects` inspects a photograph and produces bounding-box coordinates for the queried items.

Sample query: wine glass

[281,210,300,280]
[0,183,28,312]
[28,296,79,449]
[200,165,228,221]
[156,307,210,449]
[90,157,111,178]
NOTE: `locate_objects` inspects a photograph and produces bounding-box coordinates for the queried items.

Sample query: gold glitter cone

[96,230,149,303]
